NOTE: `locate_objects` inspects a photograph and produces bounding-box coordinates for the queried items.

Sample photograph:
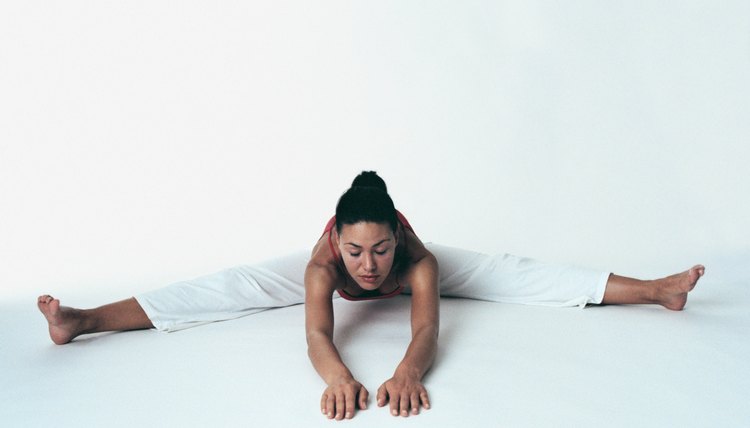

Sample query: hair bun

[351,171,388,193]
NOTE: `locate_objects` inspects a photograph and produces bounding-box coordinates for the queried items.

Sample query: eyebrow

[344,238,391,249]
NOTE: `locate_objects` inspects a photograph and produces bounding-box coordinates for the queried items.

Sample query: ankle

[76,309,99,334]
[644,279,660,304]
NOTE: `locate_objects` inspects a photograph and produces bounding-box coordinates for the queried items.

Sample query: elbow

[305,331,318,349]
[430,325,440,341]
[306,329,331,351]
[415,324,439,342]
[305,333,317,360]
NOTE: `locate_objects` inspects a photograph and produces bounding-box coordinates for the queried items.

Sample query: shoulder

[398,218,431,263]
[396,210,416,234]
[306,233,344,294]
[305,260,341,298]
[394,216,438,280]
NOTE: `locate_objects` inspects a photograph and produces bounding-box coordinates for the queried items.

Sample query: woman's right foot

[37,295,85,345]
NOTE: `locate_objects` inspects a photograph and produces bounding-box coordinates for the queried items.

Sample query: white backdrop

[1,1,748,302]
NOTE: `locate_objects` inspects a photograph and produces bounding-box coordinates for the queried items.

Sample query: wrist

[394,364,422,381]
[325,370,355,385]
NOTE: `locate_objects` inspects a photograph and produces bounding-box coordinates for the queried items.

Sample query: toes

[689,266,705,281]
[37,296,59,314]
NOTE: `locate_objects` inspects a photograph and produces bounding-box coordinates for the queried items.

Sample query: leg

[602,265,705,310]
[424,243,609,307]
[424,243,705,310]
[37,250,310,343]
[136,250,309,332]
[37,296,152,345]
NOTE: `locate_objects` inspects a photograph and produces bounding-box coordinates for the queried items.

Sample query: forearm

[308,331,369,420]
[394,325,438,380]
[307,332,354,384]
[394,252,440,381]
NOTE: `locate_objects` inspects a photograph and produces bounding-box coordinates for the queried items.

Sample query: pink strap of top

[323,211,415,301]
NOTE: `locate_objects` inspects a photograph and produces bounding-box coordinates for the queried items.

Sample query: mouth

[359,275,380,284]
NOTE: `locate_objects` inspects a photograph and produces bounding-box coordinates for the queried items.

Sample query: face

[336,222,398,291]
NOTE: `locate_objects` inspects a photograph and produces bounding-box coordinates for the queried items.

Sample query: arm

[377,252,440,417]
[304,262,368,420]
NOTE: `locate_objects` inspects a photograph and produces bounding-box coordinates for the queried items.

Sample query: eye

[349,253,361,257]
[375,249,388,255]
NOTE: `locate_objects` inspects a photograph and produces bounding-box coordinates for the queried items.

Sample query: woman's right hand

[321,377,369,420]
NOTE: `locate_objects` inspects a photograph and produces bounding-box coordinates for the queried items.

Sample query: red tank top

[323,211,415,301]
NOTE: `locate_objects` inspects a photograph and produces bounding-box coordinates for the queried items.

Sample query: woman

[37,171,705,420]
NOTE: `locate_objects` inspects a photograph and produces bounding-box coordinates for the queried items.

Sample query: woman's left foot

[653,265,705,310]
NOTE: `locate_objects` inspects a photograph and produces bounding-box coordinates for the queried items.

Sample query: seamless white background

[1,1,748,302]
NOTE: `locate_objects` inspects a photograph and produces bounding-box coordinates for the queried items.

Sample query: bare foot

[653,265,705,310]
[37,295,86,345]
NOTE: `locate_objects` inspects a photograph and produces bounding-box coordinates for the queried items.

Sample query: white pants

[135,243,610,332]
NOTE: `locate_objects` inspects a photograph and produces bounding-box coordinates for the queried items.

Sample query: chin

[357,282,381,291]
[356,277,385,290]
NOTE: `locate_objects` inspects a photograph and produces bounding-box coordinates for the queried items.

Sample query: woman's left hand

[376,375,431,417]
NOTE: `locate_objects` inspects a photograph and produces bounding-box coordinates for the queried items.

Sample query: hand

[377,375,431,417]
[320,377,368,420]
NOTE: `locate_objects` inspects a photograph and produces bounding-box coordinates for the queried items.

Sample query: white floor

[2,270,748,427]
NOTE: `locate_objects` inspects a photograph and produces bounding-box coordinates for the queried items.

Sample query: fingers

[420,389,431,410]
[382,382,431,417]
[389,391,414,417]
[376,383,387,407]
[399,393,410,417]
[335,392,345,420]
[323,382,430,419]
[389,390,400,416]
[322,384,365,420]
[358,385,368,410]
[413,387,431,413]
[323,393,335,419]
[379,382,401,416]
[344,387,356,420]
[322,391,341,420]
[410,392,420,415]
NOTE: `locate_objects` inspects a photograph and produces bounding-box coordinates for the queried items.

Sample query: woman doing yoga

[37,171,705,420]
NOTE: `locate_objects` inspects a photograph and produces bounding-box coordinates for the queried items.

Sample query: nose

[362,253,376,272]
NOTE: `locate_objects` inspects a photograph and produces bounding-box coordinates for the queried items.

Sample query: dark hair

[351,170,388,193]
[335,171,397,233]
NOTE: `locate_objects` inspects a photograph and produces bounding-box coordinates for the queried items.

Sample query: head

[334,171,399,290]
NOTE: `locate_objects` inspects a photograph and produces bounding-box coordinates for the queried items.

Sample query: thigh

[424,243,491,298]
[425,243,608,307]
[136,250,310,331]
